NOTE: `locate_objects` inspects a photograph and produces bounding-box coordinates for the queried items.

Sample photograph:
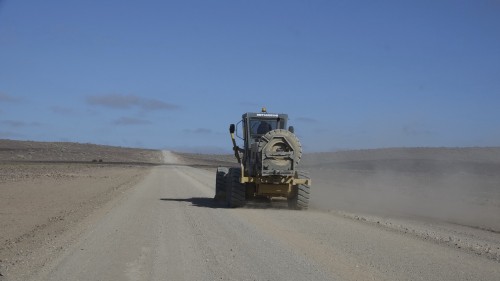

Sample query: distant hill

[0,139,163,164]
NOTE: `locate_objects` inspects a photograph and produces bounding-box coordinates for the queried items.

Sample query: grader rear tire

[226,167,245,208]
[288,171,310,210]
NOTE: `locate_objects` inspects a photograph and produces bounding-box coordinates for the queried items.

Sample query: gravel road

[26,160,499,281]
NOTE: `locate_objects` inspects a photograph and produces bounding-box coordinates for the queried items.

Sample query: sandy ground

[0,140,499,280]
[0,140,161,279]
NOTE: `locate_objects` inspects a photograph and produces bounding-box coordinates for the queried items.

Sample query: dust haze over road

[0,141,499,281]
[161,150,181,165]
[302,148,500,232]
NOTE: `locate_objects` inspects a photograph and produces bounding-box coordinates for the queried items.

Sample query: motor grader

[214,108,311,209]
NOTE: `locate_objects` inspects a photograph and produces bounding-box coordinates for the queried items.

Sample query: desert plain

[0,139,499,280]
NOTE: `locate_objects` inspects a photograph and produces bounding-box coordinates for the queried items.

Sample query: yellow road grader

[215,108,311,209]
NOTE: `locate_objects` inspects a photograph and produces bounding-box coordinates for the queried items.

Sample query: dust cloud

[301,148,500,232]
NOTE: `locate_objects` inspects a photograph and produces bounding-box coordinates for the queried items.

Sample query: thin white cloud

[184,128,213,134]
[240,102,262,107]
[113,117,152,126]
[295,117,318,123]
[86,94,179,111]
[0,92,21,102]
[1,120,42,128]
[50,106,75,115]
[0,131,23,138]
[402,124,435,137]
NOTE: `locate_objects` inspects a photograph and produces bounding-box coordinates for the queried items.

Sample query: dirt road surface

[1,143,499,281]
[14,153,497,281]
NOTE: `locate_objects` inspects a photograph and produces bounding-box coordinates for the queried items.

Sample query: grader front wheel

[214,167,228,201]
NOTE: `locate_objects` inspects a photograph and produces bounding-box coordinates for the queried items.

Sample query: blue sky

[0,0,499,152]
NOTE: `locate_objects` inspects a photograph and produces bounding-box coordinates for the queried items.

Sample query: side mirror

[229,124,235,134]
[288,126,294,133]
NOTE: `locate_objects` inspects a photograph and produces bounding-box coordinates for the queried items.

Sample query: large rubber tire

[226,167,246,208]
[258,129,303,167]
[214,167,228,201]
[288,171,310,210]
